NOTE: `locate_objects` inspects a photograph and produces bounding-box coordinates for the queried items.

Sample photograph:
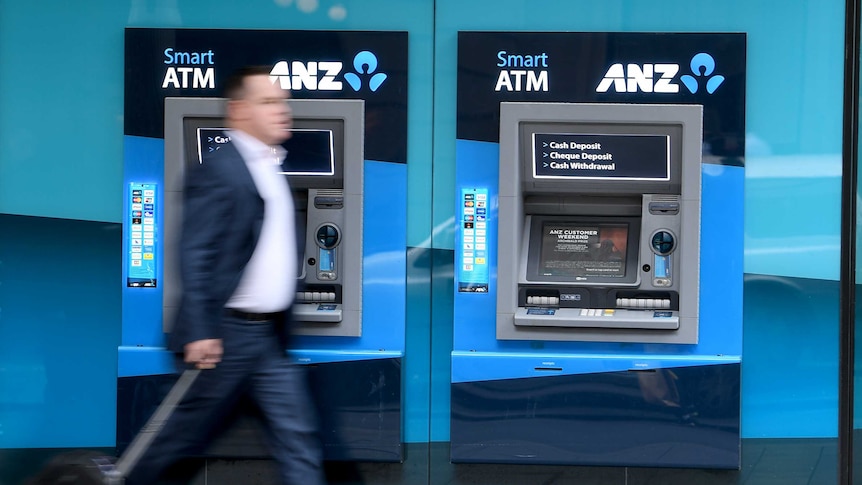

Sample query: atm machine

[451,102,742,469]
[497,102,701,344]
[119,97,404,461]
[163,97,364,337]
[120,29,410,468]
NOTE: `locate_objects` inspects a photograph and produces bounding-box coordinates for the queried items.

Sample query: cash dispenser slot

[519,287,678,309]
[515,285,680,330]
[524,194,642,217]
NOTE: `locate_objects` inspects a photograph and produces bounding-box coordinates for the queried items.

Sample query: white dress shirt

[225,129,297,313]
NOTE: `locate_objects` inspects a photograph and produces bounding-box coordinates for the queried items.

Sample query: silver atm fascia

[496,102,702,344]
[163,97,364,338]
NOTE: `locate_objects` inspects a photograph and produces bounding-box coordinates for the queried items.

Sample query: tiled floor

[2,439,842,485]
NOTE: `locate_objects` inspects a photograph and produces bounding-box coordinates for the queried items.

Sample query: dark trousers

[125,316,325,485]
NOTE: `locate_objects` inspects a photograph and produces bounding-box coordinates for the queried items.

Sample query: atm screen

[280,129,335,176]
[520,121,683,195]
[539,222,629,278]
[526,216,640,284]
[192,127,334,176]
[185,117,343,189]
[531,133,670,181]
[195,127,230,163]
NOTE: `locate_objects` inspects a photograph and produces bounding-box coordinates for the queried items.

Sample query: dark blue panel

[307,357,403,461]
[117,357,402,462]
[451,363,740,469]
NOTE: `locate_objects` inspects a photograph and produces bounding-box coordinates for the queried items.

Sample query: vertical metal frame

[839,0,860,481]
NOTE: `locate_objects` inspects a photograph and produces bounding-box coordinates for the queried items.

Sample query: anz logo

[344,51,388,92]
[596,53,725,95]
[270,60,342,91]
[269,51,388,92]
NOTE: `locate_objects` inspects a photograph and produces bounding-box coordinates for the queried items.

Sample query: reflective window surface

[853,30,862,485]
[0,0,847,483]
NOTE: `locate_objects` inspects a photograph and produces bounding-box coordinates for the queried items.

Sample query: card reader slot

[523,194,641,216]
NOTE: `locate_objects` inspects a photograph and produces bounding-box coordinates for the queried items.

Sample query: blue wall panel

[0,215,121,447]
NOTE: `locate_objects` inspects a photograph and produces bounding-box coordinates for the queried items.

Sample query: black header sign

[532,133,669,180]
[125,28,408,164]
[457,32,746,167]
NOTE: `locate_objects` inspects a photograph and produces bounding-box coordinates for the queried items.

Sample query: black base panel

[451,363,741,468]
[116,357,403,462]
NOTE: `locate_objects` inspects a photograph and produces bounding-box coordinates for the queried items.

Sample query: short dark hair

[222,66,273,100]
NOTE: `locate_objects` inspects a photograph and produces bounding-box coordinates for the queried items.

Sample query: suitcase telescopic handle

[105,369,202,484]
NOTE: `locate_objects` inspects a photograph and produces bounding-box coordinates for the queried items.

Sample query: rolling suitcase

[25,369,201,485]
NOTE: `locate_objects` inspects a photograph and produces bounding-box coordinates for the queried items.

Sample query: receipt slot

[497,102,702,344]
[163,97,364,337]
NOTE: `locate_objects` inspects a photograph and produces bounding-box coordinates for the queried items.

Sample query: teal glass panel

[431,0,844,454]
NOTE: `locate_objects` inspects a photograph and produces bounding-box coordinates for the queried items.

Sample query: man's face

[231,74,293,145]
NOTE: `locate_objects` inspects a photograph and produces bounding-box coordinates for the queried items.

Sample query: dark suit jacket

[169,140,292,354]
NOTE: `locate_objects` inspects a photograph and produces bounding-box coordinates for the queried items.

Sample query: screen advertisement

[525,216,640,285]
[538,222,629,278]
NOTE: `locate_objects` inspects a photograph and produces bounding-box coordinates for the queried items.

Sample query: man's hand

[184,339,223,370]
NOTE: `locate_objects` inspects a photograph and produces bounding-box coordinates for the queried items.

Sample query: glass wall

[430,0,843,483]
[0,0,848,483]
